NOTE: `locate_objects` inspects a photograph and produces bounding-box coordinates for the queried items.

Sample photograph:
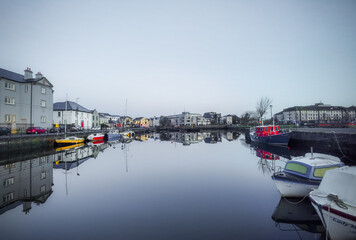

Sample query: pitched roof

[0,68,26,82]
[53,101,91,113]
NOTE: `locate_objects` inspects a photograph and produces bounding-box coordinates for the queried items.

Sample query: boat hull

[55,138,84,145]
[250,132,291,146]
[309,195,356,240]
[272,173,320,197]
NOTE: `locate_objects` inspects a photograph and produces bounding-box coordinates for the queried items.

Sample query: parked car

[50,126,65,133]
[26,127,47,134]
[0,127,11,136]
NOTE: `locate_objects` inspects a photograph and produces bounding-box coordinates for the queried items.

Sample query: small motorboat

[272,153,344,197]
[87,133,105,141]
[107,130,122,140]
[55,136,85,145]
[120,130,135,139]
[309,166,356,240]
[250,125,291,146]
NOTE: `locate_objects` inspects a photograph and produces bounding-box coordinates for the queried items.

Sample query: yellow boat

[56,143,84,151]
[55,136,85,145]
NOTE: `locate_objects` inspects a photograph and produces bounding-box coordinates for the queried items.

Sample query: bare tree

[240,111,257,125]
[256,97,272,121]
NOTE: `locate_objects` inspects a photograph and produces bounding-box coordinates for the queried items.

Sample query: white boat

[87,133,104,141]
[272,153,344,197]
[120,130,135,139]
[309,166,356,240]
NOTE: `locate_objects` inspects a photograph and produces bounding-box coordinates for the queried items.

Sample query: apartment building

[0,67,54,131]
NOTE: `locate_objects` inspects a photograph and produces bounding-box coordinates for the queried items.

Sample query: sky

[1,0,355,118]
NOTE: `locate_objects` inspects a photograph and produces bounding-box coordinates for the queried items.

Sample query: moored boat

[250,125,291,145]
[107,130,122,140]
[272,153,344,197]
[87,133,104,141]
[120,130,135,139]
[309,166,356,240]
[55,136,85,145]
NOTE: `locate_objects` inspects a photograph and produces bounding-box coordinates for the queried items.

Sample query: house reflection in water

[0,155,54,215]
[53,144,108,170]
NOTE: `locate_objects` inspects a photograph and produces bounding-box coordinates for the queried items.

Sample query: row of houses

[274,103,356,125]
[0,67,125,131]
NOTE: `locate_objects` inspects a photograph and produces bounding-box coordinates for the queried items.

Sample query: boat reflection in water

[54,142,109,170]
[251,143,290,175]
[0,155,54,215]
[272,197,325,237]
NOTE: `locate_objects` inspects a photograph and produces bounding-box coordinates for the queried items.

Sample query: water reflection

[272,197,325,238]
[0,155,53,215]
[0,130,354,240]
[154,131,239,145]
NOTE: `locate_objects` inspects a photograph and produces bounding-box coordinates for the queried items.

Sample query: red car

[26,127,47,134]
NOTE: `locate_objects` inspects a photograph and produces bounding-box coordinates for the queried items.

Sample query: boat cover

[314,166,356,207]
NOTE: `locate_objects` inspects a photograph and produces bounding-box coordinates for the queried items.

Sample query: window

[285,163,308,174]
[40,185,46,193]
[5,82,15,91]
[40,156,47,164]
[41,116,46,123]
[3,177,14,187]
[5,114,16,123]
[25,85,28,92]
[5,97,15,105]
[3,192,14,202]
[41,87,46,94]
[40,172,46,180]
[41,100,46,107]
[58,112,61,117]
[4,163,15,169]
[314,167,339,178]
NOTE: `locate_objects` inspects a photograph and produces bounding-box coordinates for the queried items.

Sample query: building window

[5,82,15,91]
[41,87,46,94]
[40,156,47,164]
[5,97,15,105]
[25,85,29,92]
[41,116,46,123]
[3,192,14,202]
[5,114,16,123]
[3,177,14,187]
[40,172,46,180]
[58,112,61,117]
[4,163,15,169]
[41,100,46,107]
[40,185,46,193]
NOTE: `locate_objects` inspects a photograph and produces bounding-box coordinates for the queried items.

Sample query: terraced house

[0,67,54,132]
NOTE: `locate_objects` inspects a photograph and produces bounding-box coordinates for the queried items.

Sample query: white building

[275,103,355,125]
[167,112,205,126]
[0,67,54,131]
[53,101,93,129]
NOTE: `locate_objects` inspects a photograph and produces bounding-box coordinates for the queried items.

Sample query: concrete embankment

[289,128,356,160]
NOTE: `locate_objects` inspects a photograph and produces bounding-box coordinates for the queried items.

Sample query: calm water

[0,132,328,240]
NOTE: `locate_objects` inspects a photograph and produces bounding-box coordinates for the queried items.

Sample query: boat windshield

[285,163,308,174]
[313,167,339,178]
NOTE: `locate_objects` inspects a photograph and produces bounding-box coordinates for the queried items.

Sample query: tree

[240,111,255,125]
[159,116,171,127]
[256,97,272,122]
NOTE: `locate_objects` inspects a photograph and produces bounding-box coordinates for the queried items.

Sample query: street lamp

[270,105,274,127]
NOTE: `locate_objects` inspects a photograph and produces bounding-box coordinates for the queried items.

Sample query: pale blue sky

[1,0,355,117]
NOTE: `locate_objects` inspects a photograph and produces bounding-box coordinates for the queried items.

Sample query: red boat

[250,125,291,145]
[87,133,104,141]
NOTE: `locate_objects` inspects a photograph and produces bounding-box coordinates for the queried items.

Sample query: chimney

[35,72,43,79]
[24,67,33,80]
